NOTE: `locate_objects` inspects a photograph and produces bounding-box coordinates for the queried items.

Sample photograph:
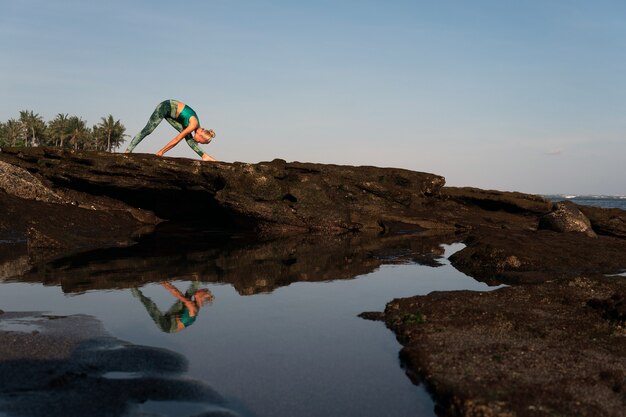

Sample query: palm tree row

[0,110,127,152]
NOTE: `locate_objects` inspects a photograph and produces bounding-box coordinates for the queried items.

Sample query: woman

[125,99,216,161]
[131,281,214,333]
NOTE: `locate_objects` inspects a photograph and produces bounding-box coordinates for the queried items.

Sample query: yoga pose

[125,99,216,161]
[131,281,214,333]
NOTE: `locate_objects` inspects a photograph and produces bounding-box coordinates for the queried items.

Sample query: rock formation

[380,275,626,417]
[0,147,447,237]
[2,146,625,285]
[2,146,626,417]
[539,200,597,237]
[2,147,624,281]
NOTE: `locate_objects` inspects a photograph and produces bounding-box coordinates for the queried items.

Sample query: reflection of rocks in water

[0,312,242,417]
[9,228,457,295]
[0,252,30,282]
[588,291,626,325]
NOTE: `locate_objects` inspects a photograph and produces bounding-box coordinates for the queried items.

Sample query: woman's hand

[156,150,164,157]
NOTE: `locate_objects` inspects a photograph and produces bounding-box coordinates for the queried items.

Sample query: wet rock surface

[0,312,242,417]
[449,228,626,285]
[2,147,626,417]
[383,276,626,417]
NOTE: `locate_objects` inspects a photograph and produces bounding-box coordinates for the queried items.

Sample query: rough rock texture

[382,276,626,417]
[0,190,151,258]
[442,187,553,215]
[0,147,447,235]
[2,147,624,247]
[0,160,65,203]
[2,147,626,417]
[449,228,626,285]
[579,204,626,239]
[538,200,597,237]
[3,147,624,286]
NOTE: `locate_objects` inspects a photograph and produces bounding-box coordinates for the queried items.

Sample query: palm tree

[0,122,6,146]
[96,115,127,152]
[18,110,46,147]
[66,116,90,150]
[47,113,70,148]
[0,119,23,146]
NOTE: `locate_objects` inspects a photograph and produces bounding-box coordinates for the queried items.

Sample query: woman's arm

[156,117,199,156]
[185,138,217,161]
[161,282,198,316]
[185,136,207,158]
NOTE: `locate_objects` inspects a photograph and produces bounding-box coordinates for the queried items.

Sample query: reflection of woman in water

[131,281,214,333]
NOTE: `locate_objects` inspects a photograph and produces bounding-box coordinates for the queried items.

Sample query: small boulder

[539,201,597,238]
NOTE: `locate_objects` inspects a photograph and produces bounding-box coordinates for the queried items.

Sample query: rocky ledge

[1,147,624,252]
[377,275,626,417]
[2,147,626,416]
[0,147,446,238]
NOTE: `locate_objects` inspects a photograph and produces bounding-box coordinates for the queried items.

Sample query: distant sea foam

[544,195,626,210]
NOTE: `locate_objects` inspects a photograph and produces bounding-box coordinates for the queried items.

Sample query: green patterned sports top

[176,102,199,128]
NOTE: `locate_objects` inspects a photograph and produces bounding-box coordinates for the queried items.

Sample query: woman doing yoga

[125,99,216,161]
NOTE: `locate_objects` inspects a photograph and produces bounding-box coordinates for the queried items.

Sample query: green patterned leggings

[125,100,204,157]
[131,282,201,333]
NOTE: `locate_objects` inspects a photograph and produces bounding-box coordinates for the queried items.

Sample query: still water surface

[0,238,500,417]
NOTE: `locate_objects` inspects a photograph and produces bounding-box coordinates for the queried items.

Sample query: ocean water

[544,195,626,210]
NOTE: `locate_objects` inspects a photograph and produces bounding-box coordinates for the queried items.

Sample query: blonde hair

[198,128,215,140]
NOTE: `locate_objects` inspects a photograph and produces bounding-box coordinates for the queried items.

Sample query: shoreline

[1,147,625,416]
[377,274,626,417]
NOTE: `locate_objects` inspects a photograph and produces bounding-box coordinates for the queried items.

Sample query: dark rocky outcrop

[3,147,624,286]
[449,228,626,285]
[0,188,151,258]
[382,276,626,417]
[578,204,626,238]
[0,147,447,237]
[2,147,626,417]
[442,186,553,215]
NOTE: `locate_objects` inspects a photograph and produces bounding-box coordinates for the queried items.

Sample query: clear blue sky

[1,0,625,195]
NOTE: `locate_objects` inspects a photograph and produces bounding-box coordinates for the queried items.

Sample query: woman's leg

[130,288,176,333]
[125,101,171,152]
